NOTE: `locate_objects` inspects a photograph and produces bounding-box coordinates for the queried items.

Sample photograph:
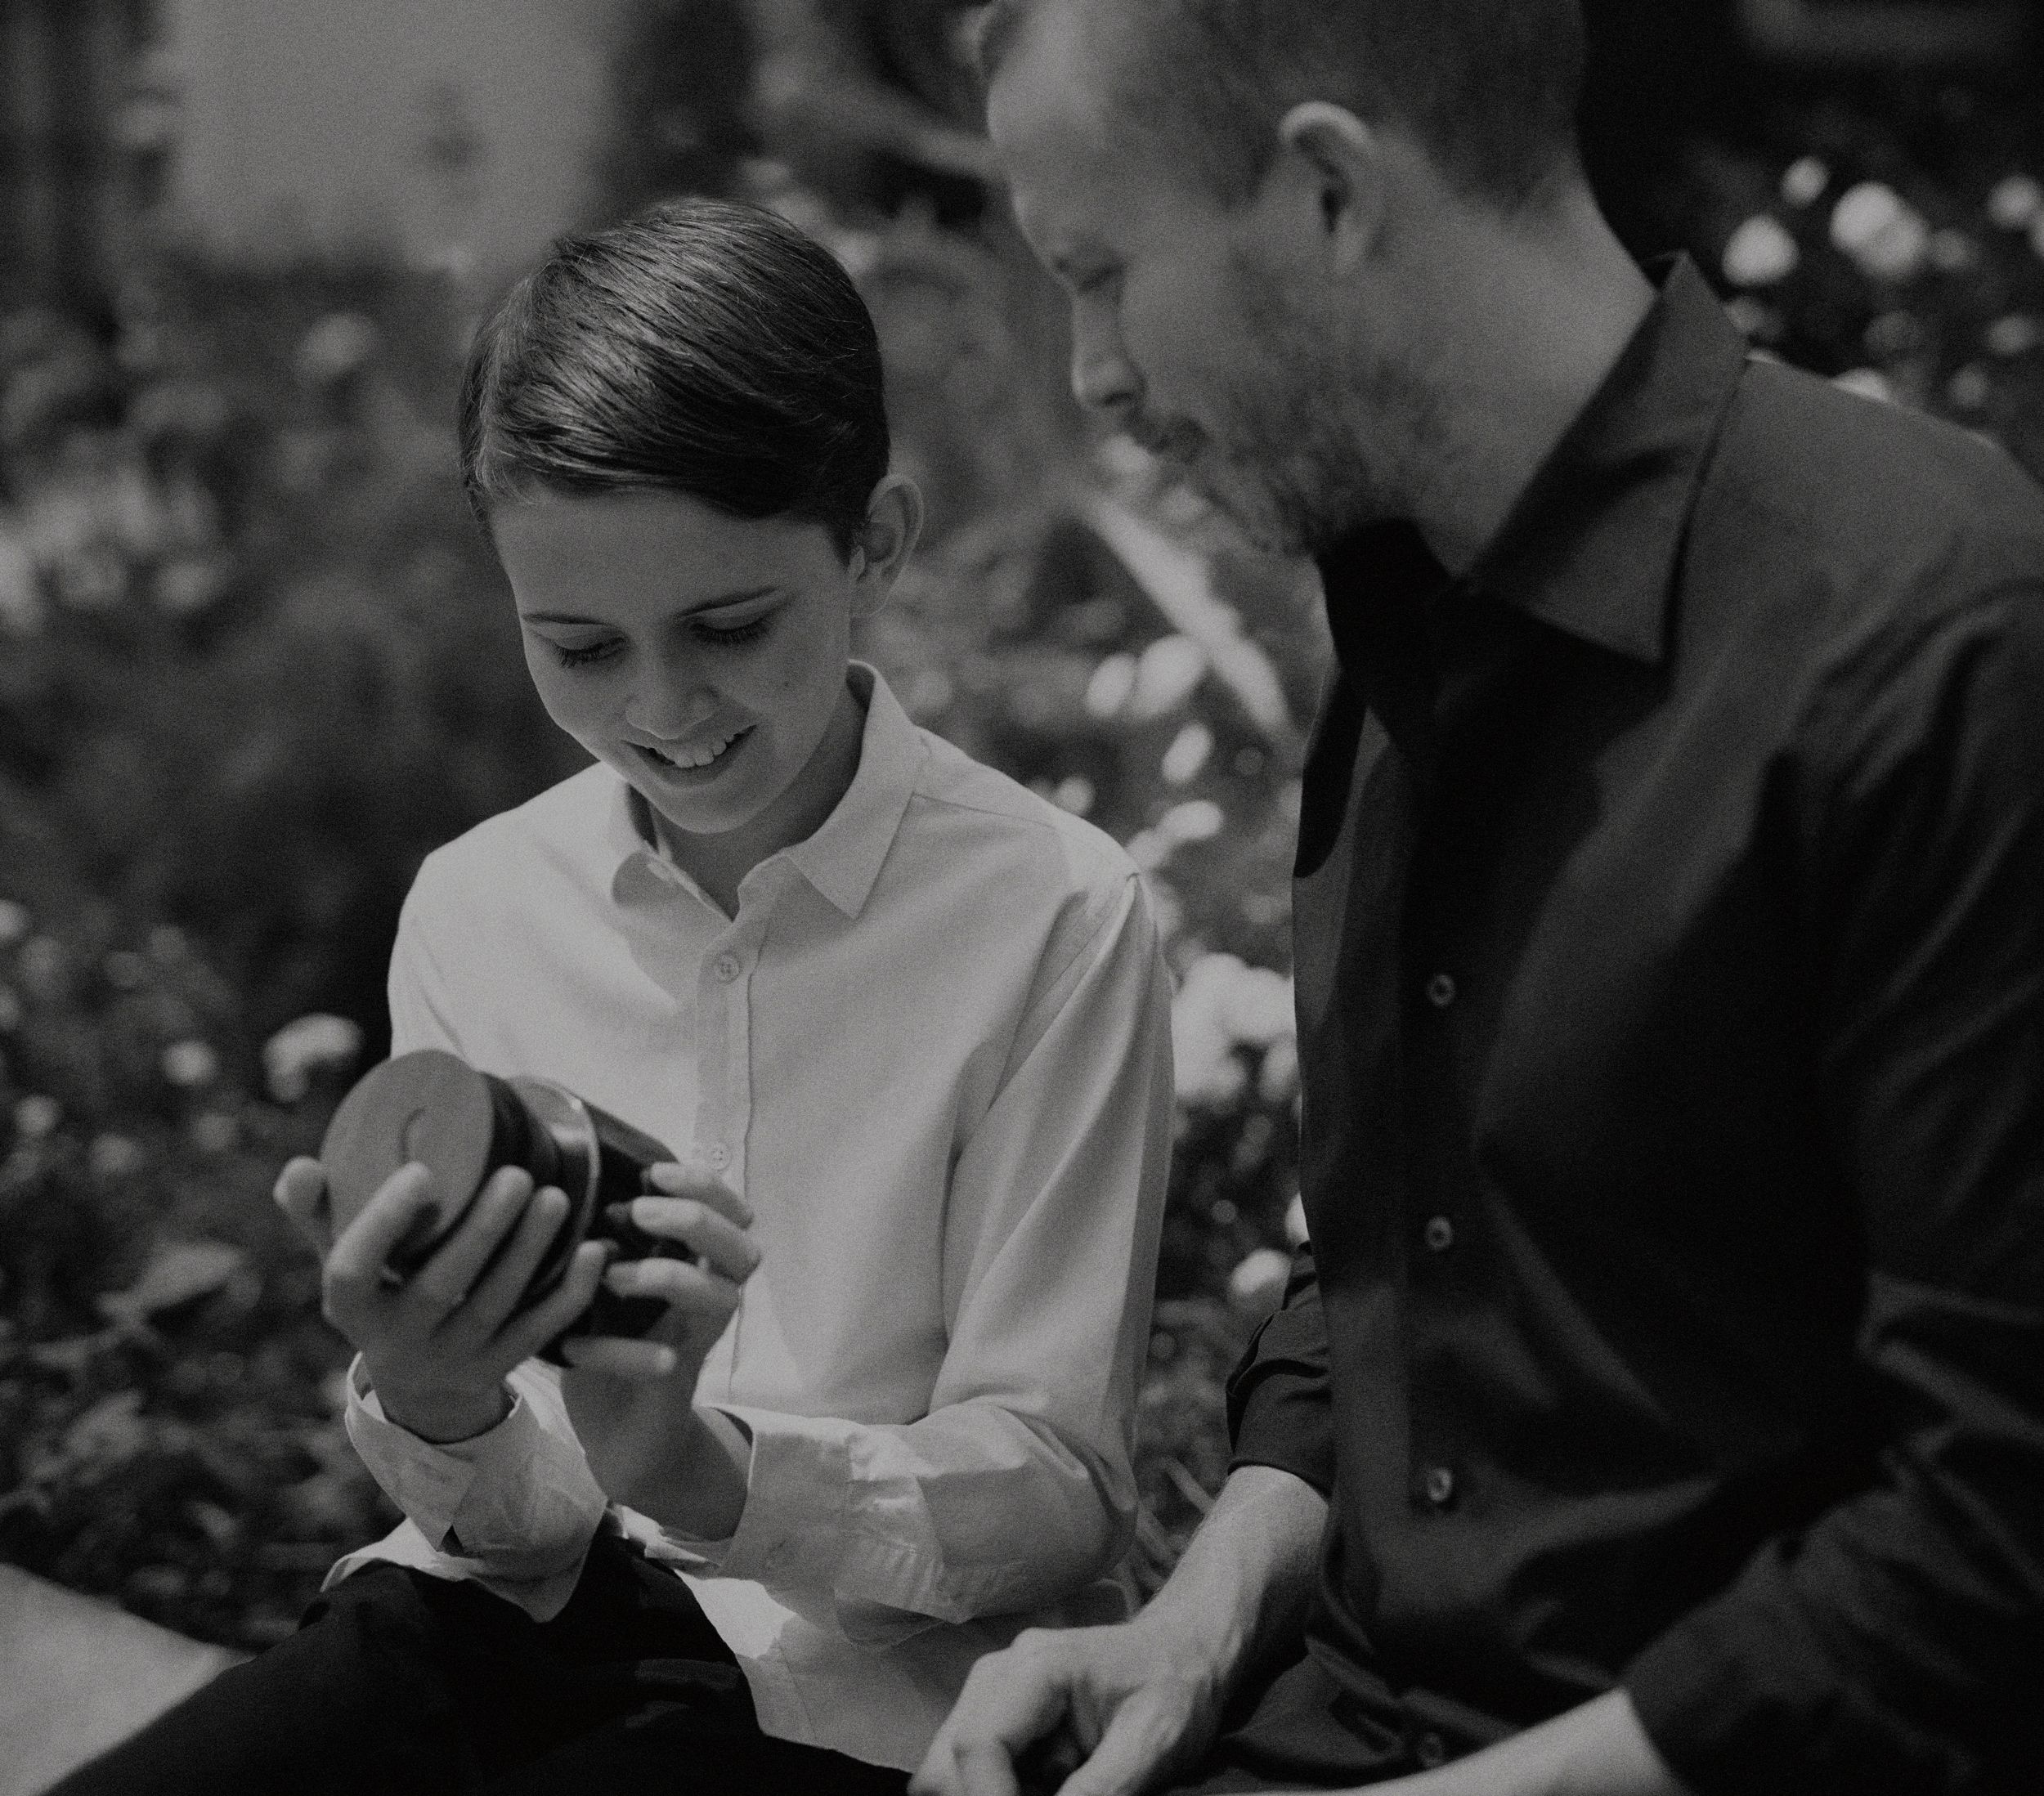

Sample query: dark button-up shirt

[1224,260,2044,1796]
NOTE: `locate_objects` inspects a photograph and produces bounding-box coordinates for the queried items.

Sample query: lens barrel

[319,1050,680,1361]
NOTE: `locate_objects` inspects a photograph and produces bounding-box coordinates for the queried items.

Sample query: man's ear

[849,474,925,616]
[1273,101,1386,272]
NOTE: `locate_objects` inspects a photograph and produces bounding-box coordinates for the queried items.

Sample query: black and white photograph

[1,3,2040,1793]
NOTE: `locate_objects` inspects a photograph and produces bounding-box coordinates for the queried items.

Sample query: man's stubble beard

[1208,255,1447,559]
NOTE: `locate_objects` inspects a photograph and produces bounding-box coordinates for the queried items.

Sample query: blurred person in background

[915,2,2044,1793]
[52,197,1173,1796]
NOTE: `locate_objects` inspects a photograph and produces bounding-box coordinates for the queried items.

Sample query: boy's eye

[691,613,774,648]
[553,639,621,670]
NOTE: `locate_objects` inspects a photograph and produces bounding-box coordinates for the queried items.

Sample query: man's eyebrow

[520,586,782,625]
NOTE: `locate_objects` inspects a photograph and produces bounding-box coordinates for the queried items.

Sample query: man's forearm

[1342,1691,1691,1796]
[1136,1464,1328,1690]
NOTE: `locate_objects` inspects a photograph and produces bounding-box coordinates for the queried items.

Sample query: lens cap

[319,1049,499,1267]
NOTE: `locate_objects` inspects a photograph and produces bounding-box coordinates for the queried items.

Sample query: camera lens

[319,1050,679,1359]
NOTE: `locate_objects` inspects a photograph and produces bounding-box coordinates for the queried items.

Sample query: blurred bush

[6,5,2044,1640]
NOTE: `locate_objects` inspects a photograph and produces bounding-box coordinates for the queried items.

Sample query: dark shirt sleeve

[1625,580,2044,1796]
[1226,1242,1338,1496]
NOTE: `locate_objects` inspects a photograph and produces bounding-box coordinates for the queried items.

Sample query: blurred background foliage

[3,0,2042,1646]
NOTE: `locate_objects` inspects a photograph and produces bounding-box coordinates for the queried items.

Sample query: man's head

[980,0,1593,556]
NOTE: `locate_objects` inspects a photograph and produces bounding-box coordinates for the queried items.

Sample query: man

[914,2,2044,1794]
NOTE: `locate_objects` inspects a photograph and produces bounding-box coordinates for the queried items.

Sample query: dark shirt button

[1415,1731,1449,1769]
[1425,972,1458,1008]
[1424,1466,1457,1509]
[1423,1215,1455,1252]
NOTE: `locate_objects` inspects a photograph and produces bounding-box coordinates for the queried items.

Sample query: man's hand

[915,1466,1329,1796]
[912,1615,1226,1796]
[558,1162,760,1529]
[276,1155,610,1443]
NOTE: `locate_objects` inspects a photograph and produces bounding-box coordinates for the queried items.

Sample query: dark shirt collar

[1316,257,1749,672]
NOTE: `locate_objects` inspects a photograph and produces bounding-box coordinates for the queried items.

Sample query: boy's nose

[625,680,720,741]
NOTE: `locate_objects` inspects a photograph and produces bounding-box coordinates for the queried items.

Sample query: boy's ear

[850,475,924,616]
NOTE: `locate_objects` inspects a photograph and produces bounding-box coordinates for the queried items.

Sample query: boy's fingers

[327,1162,439,1292]
[456,1184,572,1334]
[558,1335,680,1380]
[273,1158,334,1251]
[499,1239,613,1361]
[605,1254,746,1316]
[645,1162,753,1228]
[625,1196,759,1283]
[405,1166,535,1312]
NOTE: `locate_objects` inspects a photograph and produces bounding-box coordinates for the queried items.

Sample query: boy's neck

[652,674,868,916]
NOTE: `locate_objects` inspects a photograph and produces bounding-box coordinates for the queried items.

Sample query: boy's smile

[493,488,882,905]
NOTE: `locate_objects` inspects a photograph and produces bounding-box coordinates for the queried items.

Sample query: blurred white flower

[88,1133,145,1180]
[1780,157,1830,209]
[1161,722,1214,786]
[1051,776,1096,817]
[152,556,231,617]
[0,899,29,948]
[1159,799,1225,845]
[0,522,39,635]
[1947,364,1992,410]
[1724,297,1782,342]
[1987,173,2044,232]
[294,311,379,388]
[1223,966,1295,1048]
[18,935,66,1000]
[1929,229,1979,275]
[1829,183,1930,282]
[1227,1247,1293,1315]
[14,1094,61,1139]
[1258,1037,1301,1106]
[1127,634,1208,721]
[1833,368,1899,405]
[1722,216,1799,289]
[263,1012,364,1102]
[102,950,148,990]
[162,1038,220,1088]
[1084,652,1138,720]
[1985,315,2043,357]
[1284,1190,1309,1247]
[1126,828,1172,874]
[189,1112,240,1155]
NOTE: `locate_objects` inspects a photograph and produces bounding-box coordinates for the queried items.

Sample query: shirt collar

[603,661,926,920]
[1316,256,1749,670]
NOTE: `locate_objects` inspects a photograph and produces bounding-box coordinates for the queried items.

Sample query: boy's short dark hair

[978,0,1587,213]
[459,198,890,556]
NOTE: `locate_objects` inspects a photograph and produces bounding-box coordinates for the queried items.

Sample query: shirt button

[1425,972,1458,1008]
[715,952,742,983]
[1423,1466,1457,1509]
[1415,1731,1448,1769]
[703,1144,731,1171]
[1423,1215,1455,1253]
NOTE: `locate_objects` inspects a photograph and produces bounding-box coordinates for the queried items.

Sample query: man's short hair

[978,0,1587,212]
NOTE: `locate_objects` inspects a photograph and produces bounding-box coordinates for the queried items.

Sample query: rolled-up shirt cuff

[690,1403,850,1592]
[343,1355,607,1565]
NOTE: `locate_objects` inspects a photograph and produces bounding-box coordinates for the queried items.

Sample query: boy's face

[495,490,864,857]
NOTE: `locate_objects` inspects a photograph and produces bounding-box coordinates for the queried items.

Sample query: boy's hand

[558,1163,759,1514]
[274,1155,612,1444]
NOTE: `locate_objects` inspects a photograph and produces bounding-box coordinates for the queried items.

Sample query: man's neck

[1396,190,1656,576]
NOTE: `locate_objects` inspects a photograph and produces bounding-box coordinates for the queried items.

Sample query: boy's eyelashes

[543,611,778,669]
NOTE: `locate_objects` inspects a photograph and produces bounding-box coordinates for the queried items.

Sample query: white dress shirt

[324,663,1174,1770]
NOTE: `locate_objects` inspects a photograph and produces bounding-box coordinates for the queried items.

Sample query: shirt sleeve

[338,877,609,1612]
[1625,581,2044,1796]
[1225,1242,1337,1495]
[688,871,1175,1633]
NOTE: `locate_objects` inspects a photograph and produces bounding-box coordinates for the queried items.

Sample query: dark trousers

[51,1529,908,1796]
